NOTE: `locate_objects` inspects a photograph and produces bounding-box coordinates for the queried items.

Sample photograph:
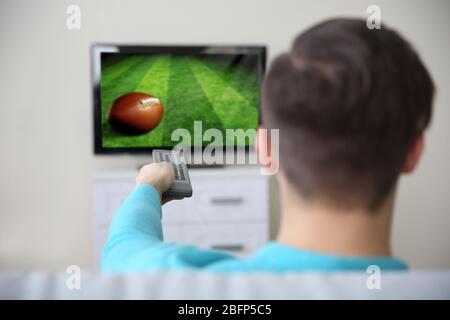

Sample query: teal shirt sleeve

[101,184,234,272]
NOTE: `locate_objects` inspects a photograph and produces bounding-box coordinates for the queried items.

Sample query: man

[101,18,434,272]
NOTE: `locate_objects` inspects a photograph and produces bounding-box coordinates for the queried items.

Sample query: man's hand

[136,162,175,197]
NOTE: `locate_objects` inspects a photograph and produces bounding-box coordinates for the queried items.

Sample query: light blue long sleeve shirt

[101,184,407,273]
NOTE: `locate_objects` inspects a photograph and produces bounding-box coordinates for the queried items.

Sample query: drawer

[162,175,268,223]
[163,222,269,257]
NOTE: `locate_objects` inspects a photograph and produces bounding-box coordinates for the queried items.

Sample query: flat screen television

[91,44,266,154]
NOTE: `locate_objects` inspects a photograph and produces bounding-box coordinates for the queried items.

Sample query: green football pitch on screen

[100,54,260,148]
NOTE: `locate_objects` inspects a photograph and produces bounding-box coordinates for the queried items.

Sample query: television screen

[91,45,266,154]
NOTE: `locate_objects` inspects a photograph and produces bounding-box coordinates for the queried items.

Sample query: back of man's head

[262,18,434,211]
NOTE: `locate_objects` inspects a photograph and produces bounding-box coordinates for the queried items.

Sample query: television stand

[91,167,269,270]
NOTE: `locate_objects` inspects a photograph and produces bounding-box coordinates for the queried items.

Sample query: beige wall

[0,0,449,270]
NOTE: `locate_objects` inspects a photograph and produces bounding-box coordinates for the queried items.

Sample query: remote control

[152,149,193,198]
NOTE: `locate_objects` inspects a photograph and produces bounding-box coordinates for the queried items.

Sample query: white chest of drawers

[92,167,269,268]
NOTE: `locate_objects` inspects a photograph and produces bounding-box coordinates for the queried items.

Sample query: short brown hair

[262,18,434,210]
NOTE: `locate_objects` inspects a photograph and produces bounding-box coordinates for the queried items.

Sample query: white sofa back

[1,271,449,299]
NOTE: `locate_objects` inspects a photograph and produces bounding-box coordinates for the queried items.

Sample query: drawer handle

[211,244,244,252]
[210,197,243,205]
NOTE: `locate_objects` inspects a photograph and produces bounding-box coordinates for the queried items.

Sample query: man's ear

[402,134,425,174]
[256,126,280,175]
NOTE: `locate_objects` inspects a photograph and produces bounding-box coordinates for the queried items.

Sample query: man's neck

[276,187,395,258]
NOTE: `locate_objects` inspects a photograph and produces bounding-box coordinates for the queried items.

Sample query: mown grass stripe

[123,55,172,148]
[186,57,258,145]
[200,58,260,107]
[101,55,146,87]
[163,57,225,147]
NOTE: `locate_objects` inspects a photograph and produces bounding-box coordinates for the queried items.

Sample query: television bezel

[91,44,267,155]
